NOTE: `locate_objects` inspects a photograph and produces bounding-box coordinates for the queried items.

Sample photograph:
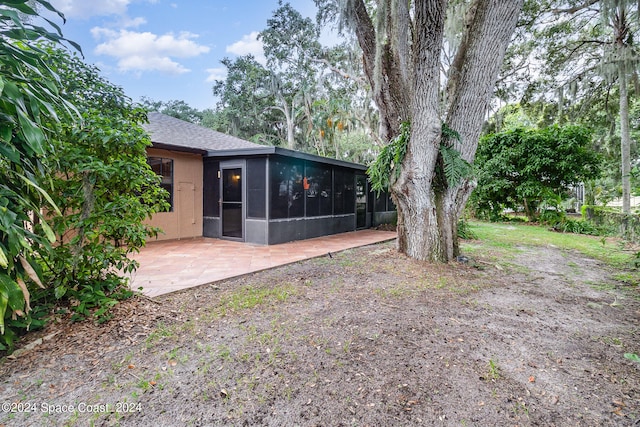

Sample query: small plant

[137,379,152,390]
[550,218,602,236]
[624,353,640,363]
[512,401,529,418]
[145,323,175,347]
[215,284,297,316]
[458,218,477,240]
[487,358,500,380]
[629,251,640,269]
[217,344,232,361]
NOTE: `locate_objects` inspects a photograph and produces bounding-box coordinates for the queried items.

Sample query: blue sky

[46,0,329,110]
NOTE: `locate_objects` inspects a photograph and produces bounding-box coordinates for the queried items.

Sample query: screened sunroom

[202,147,396,245]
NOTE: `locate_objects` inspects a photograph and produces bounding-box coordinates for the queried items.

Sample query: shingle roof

[142,112,367,171]
[143,112,263,153]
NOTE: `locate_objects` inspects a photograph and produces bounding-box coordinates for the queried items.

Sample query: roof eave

[150,142,207,155]
[205,146,367,171]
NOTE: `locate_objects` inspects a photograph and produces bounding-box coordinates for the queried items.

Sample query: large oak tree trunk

[396,0,522,262]
[347,0,523,262]
[439,0,524,261]
[392,0,447,261]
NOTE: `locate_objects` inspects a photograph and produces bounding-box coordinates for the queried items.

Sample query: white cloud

[51,0,132,19]
[205,67,227,83]
[92,28,210,75]
[226,31,266,65]
[120,56,189,75]
[121,16,146,28]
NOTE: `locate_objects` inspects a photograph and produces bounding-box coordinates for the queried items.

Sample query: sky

[45,0,329,111]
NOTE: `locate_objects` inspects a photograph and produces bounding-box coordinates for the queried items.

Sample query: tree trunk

[439,0,524,260]
[619,59,631,214]
[394,0,523,262]
[282,99,296,150]
[391,0,447,262]
[346,0,523,262]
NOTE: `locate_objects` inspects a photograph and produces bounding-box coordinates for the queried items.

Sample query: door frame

[220,160,245,241]
[355,173,368,229]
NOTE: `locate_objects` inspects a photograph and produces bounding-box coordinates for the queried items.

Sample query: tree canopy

[140,97,206,125]
[473,125,602,220]
[499,0,640,213]
[209,2,377,159]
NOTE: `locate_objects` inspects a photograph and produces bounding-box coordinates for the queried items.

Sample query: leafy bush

[549,218,603,236]
[472,125,601,221]
[582,205,640,242]
[539,209,566,225]
[0,1,80,351]
[0,42,169,351]
[457,218,477,240]
[36,47,168,326]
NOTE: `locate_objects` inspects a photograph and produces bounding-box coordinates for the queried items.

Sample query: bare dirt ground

[0,237,639,426]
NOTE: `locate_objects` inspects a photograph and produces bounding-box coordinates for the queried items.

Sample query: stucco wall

[145,148,203,241]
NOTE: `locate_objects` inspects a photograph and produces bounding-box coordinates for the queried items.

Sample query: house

[142,112,396,244]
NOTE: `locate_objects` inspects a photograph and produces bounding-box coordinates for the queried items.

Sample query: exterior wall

[373,211,398,226]
[268,215,356,245]
[246,219,268,244]
[370,189,397,227]
[146,147,203,241]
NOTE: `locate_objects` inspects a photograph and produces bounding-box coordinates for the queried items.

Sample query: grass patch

[215,284,297,317]
[467,221,633,268]
[613,272,640,287]
[145,322,176,348]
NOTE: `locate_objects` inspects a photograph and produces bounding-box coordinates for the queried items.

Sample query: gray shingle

[143,112,263,152]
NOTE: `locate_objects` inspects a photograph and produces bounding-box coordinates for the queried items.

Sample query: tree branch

[552,0,598,14]
[310,58,367,83]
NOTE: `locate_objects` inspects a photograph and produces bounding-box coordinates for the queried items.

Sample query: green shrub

[538,208,565,225]
[458,218,477,240]
[473,125,601,221]
[582,205,640,242]
[0,46,168,352]
[549,218,603,236]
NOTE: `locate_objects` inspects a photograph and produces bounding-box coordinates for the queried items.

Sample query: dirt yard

[0,235,639,426]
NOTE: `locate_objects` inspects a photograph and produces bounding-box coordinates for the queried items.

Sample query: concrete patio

[129,229,397,297]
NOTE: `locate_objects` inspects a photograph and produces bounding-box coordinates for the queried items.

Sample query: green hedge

[582,205,640,242]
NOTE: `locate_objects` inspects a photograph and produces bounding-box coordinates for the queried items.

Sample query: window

[148,157,174,211]
[372,190,397,212]
[247,158,266,218]
[305,163,332,217]
[270,159,288,219]
[333,168,355,214]
[269,158,304,219]
[374,190,388,212]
